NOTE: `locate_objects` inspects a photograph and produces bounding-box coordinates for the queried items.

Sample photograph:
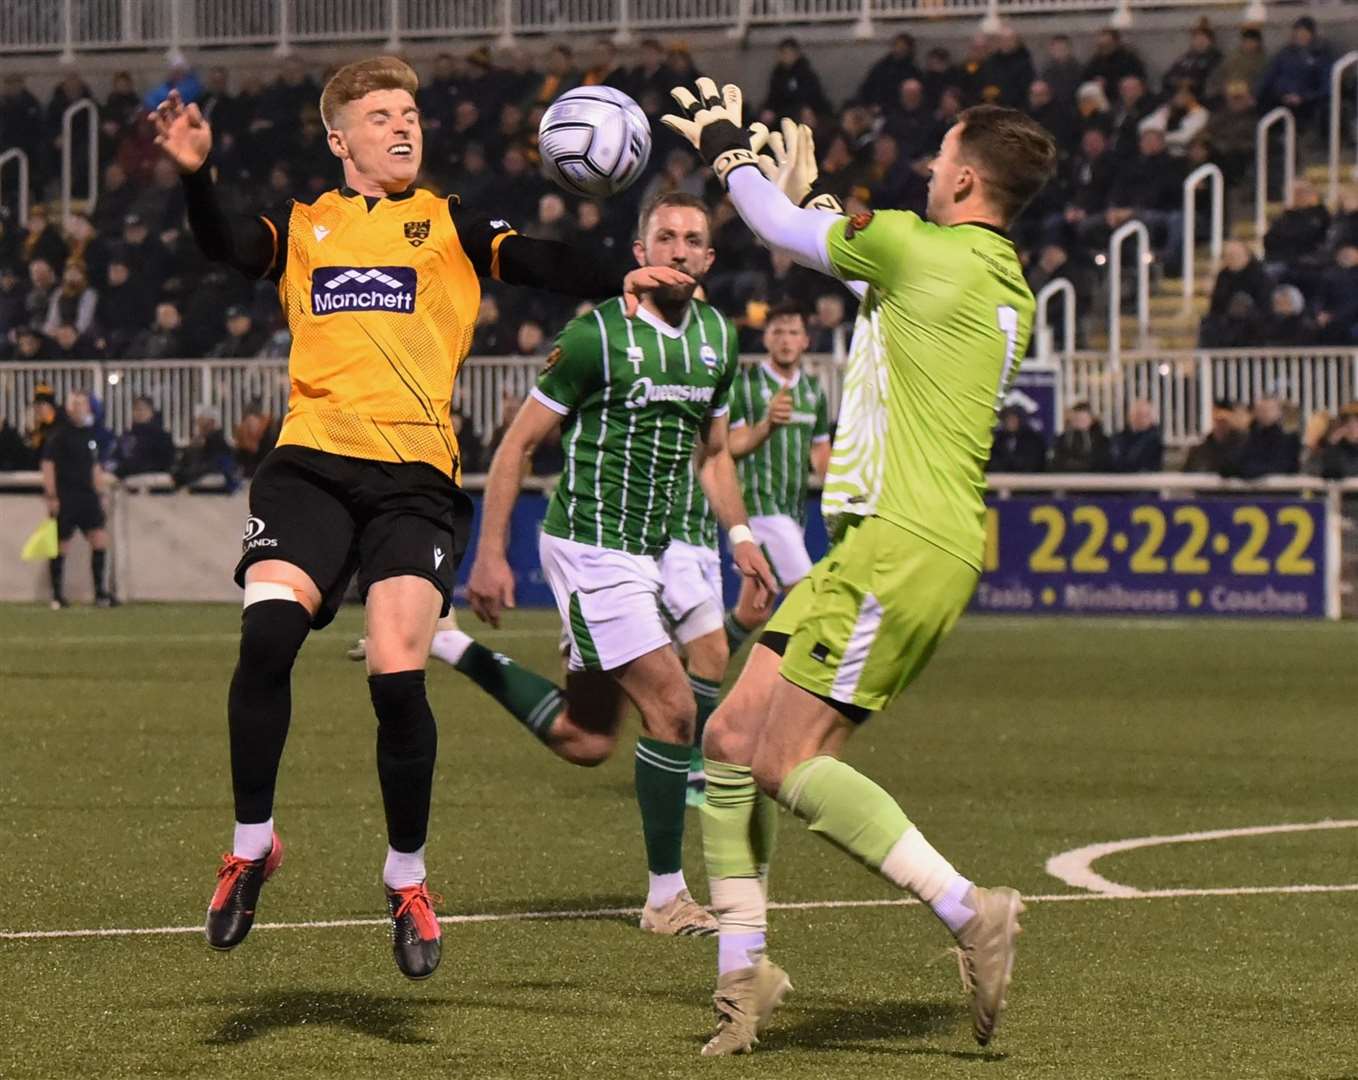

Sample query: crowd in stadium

[2,19,1357,479]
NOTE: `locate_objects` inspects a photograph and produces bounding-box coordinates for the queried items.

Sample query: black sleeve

[448,198,623,300]
[182,168,291,282]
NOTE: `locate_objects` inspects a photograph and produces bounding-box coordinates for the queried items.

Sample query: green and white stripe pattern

[730,361,830,523]
[535,298,738,557]
[821,297,889,532]
[667,453,717,549]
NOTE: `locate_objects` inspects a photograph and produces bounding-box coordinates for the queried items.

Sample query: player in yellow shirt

[152,56,687,980]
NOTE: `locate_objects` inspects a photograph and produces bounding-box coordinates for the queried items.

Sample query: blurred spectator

[22,206,68,273]
[1328,186,1358,249]
[1203,81,1257,182]
[450,141,496,207]
[1236,396,1300,477]
[1046,127,1114,245]
[143,62,203,110]
[1202,239,1271,324]
[233,400,278,478]
[531,193,573,244]
[119,212,170,288]
[94,162,137,234]
[1027,80,1076,151]
[488,390,524,460]
[11,323,53,361]
[978,28,1035,108]
[1257,17,1334,134]
[1082,29,1147,94]
[884,79,936,161]
[113,395,176,478]
[50,323,103,360]
[989,405,1047,472]
[513,319,547,358]
[1313,246,1358,345]
[1206,27,1267,105]
[102,71,141,139]
[1074,81,1112,134]
[25,258,59,326]
[207,304,266,359]
[173,406,236,491]
[1184,400,1248,473]
[640,148,704,206]
[1109,399,1163,471]
[1110,75,1155,159]
[580,39,629,91]
[1025,244,1091,349]
[472,295,511,355]
[530,45,580,107]
[573,200,625,273]
[1139,81,1208,157]
[1094,128,1186,260]
[858,34,920,112]
[808,293,847,353]
[1263,180,1330,270]
[260,56,318,132]
[1259,285,1318,347]
[95,253,154,356]
[1317,406,1358,478]
[0,416,32,469]
[1161,22,1222,100]
[920,47,960,108]
[126,302,185,360]
[1051,402,1111,471]
[1199,290,1264,348]
[45,262,97,336]
[628,39,670,103]
[1040,35,1083,107]
[0,263,25,336]
[453,411,488,475]
[419,52,464,132]
[0,75,44,190]
[496,145,548,225]
[762,38,831,120]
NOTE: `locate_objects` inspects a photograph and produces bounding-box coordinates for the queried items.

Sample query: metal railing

[1329,50,1358,209]
[60,99,99,223]
[0,148,30,230]
[1182,163,1223,315]
[1107,220,1149,374]
[1255,106,1296,256]
[3,0,1351,55]
[1034,277,1075,364]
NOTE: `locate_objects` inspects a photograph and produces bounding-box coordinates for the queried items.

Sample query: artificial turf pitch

[2,604,1355,1080]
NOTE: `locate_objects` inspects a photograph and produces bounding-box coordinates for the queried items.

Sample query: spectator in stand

[1199,291,1264,348]
[44,263,97,336]
[1313,246,1358,345]
[978,28,1035,108]
[1161,22,1222,100]
[884,79,937,162]
[1203,239,1271,320]
[1110,75,1156,159]
[1184,399,1248,473]
[580,39,630,91]
[22,206,69,273]
[25,258,59,327]
[1206,27,1267,106]
[1109,399,1164,472]
[233,400,279,479]
[0,416,32,468]
[94,162,137,235]
[1074,80,1113,135]
[531,193,574,244]
[1315,405,1358,478]
[45,71,95,185]
[1,74,44,191]
[628,39,670,103]
[863,133,922,211]
[529,45,580,107]
[143,62,203,111]
[1139,81,1209,157]
[50,322,103,361]
[639,147,704,206]
[1328,186,1358,249]
[1263,180,1330,274]
[955,34,993,104]
[1046,127,1115,246]
[573,200,625,274]
[449,141,496,208]
[1082,29,1147,95]
[0,263,26,337]
[1051,401,1111,471]
[1026,79,1077,152]
[12,323,54,361]
[1257,17,1334,135]
[118,212,169,290]
[126,301,184,360]
[1040,35,1083,108]
[471,294,511,355]
[513,319,547,359]
[920,47,960,108]
[1259,285,1318,347]
[487,389,524,461]
[1025,244,1091,349]
[173,405,237,492]
[207,304,266,359]
[663,44,701,93]
[417,52,464,135]
[113,395,176,478]
[1203,80,1258,184]
[988,405,1047,472]
[762,37,831,120]
[452,411,487,475]
[808,292,847,353]
[858,34,920,113]
[497,144,548,225]
[1090,128,1186,260]
[1237,395,1300,477]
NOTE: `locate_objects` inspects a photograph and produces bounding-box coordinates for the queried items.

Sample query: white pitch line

[1046,819,1358,897]
[4,883,1357,942]
[0,629,556,647]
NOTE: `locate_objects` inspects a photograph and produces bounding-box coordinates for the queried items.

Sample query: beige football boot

[953,885,1025,1046]
[700,955,793,1056]
[638,889,718,936]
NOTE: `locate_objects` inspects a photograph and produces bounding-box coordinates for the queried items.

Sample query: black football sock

[228,600,311,823]
[49,555,65,601]
[92,549,107,595]
[369,670,438,853]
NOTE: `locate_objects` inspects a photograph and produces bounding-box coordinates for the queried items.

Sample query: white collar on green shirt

[760,359,801,388]
[634,300,692,340]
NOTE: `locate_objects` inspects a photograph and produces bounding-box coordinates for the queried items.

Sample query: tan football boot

[700,956,793,1056]
[638,889,718,936]
[953,885,1025,1046]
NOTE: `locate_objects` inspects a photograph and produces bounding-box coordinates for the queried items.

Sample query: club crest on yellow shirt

[404,219,431,247]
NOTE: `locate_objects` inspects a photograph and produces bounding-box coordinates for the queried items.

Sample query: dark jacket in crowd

[1320,437,1358,479]
[978,43,1035,107]
[988,424,1048,472]
[1208,261,1273,318]
[1235,421,1301,477]
[1162,45,1223,98]
[1051,424,1112,471]
[1258,40,1334,111]
[1184,429,1247,474]
[114,419,176,477]
[1109,425,1164,472]
[763,56,832,118]
[1109,148,1187,212]
[858,51,921,111]
[1264,205,1331,264]
[1082,45,1148,92]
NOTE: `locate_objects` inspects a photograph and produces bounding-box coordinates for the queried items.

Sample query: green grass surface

[2,605,1356,1079]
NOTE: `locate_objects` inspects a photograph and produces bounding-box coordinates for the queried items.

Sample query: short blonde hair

[319,56,419,131]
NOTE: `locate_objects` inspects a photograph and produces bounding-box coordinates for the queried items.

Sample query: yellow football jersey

[264,187,514,480]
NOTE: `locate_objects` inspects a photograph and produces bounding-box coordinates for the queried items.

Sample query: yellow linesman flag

[21,517,59,562]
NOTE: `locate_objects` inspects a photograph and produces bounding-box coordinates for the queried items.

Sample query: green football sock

[702,759,778,879]
[454,640,561,744]
[724,611,754,653]
[689,674,721,750]
[778,755,912,871]
[634,737,691,875]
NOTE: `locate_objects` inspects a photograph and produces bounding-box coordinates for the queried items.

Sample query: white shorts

[658,539,725,646]
[539,531,671,673]
[750,513,813,589]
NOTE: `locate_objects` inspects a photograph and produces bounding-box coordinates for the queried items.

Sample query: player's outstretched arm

[466,398,561,628]
[696,414,777,609]
[728,389,792,459]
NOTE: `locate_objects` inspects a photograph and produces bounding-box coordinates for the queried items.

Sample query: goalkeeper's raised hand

[747,117,844,214]
[660,78,761,188]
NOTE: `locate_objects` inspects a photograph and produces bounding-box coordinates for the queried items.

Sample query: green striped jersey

[668,454,718,549]
[728,362,830,522]
[535,297,738,556]
[823,210,1035,569]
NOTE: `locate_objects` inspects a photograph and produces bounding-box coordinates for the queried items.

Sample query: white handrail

[1255,106,1296,255]
[0,148,30,229]
[60,99,99,223]
[1328,50,1358,208]
[1034,277,1076,364]
[1182,163,1224,314]
[1108,220,1149,372]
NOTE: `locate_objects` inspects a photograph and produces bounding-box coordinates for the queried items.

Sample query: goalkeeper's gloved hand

[748,117,844,213]
[660,78,761,188]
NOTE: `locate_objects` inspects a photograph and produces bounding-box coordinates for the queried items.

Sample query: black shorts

[234,445,474,630]
[56,491,106,541]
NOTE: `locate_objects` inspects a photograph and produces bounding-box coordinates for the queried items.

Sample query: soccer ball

[538,86,652,198]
